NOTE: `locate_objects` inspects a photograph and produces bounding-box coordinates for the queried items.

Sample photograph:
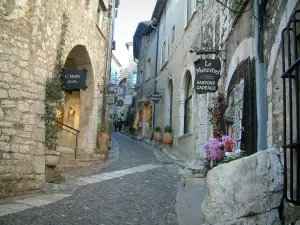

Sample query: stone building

[134,0,300,223]
[0,0,119,198]
[133,21,157,139]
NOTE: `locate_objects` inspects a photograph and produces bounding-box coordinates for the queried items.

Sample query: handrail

[56,120,80,133]
[56,121,80,159]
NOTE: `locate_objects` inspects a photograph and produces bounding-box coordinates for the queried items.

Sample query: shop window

[225,58,256,155]
[184,73,192,134]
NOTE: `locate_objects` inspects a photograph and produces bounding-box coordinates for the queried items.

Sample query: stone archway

[58,45,97,156]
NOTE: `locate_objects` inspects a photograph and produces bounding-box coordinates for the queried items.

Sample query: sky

[113,0,157,68]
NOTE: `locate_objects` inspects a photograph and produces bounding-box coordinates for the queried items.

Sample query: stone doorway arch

[57,45,97,156]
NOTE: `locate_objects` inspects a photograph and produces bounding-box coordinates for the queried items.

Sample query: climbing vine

[45,13,69,150]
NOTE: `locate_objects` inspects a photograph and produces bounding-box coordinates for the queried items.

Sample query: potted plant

[97,121,110,156]
[163,125,173,144]
[153,126,162,143]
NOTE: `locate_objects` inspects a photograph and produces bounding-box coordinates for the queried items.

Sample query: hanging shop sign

[107,83,126,105]
[61,69,88,91]
[194,58,221,94]
[124,94,133,105]
[150,92,162,103]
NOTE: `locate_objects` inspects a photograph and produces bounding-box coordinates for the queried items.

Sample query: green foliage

[155,126,162,132]
[217,153,247,166]
[124,110,134,127]
[44,13,69,150]
[164,125,172,133]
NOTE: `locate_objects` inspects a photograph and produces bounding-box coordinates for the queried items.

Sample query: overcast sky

[113,0,157,68]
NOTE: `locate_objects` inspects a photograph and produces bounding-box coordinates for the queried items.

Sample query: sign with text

[194,58,221,94]
[150,92,162,103]
[61,69,88,91]
[107,83,126,105]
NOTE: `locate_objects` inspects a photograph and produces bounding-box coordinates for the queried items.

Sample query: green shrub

[155,126,161,132]
[164,125,172,133]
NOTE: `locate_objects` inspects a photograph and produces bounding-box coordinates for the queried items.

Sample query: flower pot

[163,132,173,145]
[154,132,162,143]
[45,150,60,167]
[97,131,110,152]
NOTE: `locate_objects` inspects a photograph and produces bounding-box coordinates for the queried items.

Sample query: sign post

[61,68,88,91]
[150,92,162,103]
[194,58,221,94]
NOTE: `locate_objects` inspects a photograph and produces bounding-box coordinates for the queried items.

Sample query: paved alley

[0,133,204,225]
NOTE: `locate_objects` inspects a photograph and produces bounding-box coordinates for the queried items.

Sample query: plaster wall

[0,0,113,197]
[155,0,254,161]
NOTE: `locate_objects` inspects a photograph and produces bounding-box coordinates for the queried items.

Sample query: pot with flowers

[202,135,233,170]
[163,125,173,145]
[207,93,224,138]
[154,126,162,143]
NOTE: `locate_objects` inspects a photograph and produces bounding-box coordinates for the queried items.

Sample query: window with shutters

[161,38,169,69]
[184,73,192,134]
[185,0,196,27]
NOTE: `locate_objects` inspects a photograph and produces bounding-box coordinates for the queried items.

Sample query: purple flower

[204,143,210,150]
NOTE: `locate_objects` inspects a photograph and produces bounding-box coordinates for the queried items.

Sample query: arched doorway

[56,45,96,155]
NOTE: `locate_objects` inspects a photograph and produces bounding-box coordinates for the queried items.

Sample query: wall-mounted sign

[194,58,221,94]
[150,92,162,103]
[61,69,88,91]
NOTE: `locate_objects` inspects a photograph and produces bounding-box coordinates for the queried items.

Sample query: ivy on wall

[45,13,69,150]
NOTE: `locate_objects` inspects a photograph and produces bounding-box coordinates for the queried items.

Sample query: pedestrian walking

[117,118,123,132]
[114,119,118,132]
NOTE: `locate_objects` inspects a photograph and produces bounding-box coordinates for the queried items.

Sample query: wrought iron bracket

[189,48,226,56]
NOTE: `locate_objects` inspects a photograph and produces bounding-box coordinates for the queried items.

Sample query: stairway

[56,146,105,173]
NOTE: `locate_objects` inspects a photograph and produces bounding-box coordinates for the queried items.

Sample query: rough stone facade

[0,0,116,198]
[202,148,283,225]
[135,0,300,222]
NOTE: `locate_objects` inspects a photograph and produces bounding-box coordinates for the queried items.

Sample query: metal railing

[281,9,300,205]
[56,120,80,159]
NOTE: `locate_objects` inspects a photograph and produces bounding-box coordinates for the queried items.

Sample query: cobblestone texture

[0,132,179,225]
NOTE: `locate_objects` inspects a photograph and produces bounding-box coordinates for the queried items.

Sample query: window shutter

[166,37,169,62]
[192,0,197,14]
[160,45,163,69]
[184,0,187,28]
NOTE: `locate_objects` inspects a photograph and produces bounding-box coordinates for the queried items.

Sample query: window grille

[281,9,300,205]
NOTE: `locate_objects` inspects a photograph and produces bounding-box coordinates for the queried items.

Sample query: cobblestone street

[0,133,204,225]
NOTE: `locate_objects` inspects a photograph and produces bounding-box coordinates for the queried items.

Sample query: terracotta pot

[97,132,110,151]
[162,132,173,145]
[153,132,162,143]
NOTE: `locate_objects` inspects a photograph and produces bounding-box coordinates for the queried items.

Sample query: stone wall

[202,148,283,225]
[0,0,113,197]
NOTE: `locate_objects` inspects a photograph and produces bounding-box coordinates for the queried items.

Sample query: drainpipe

[254,0,267,151]
[150,20,159,141]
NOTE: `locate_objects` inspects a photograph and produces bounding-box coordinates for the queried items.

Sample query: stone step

[58,153,77,165]
[57,146,75,154]
[56,165,83,173]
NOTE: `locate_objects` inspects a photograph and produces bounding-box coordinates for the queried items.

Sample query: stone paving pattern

[0,133,180,225]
